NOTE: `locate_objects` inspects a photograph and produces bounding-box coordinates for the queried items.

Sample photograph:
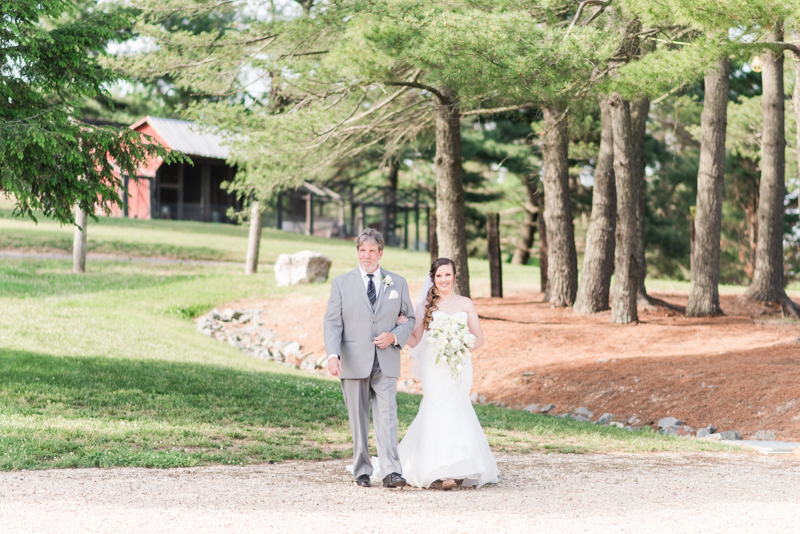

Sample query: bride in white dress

[397,258,499,489]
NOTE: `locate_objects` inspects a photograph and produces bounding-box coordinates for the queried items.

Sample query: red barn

[110,116,239,222]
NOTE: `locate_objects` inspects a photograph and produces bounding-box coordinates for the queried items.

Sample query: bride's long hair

[422,258,457,330]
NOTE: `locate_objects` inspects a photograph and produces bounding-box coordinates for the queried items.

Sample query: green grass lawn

[0,214,736,471]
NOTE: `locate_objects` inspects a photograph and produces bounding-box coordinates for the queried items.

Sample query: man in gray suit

[324,229,416,488]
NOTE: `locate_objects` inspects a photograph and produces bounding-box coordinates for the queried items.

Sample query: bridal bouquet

[426,313,477,386]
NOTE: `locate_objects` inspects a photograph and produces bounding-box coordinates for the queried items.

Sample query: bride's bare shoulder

[456,295,476,311]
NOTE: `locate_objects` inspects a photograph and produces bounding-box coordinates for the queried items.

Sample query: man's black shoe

[382,472,407,488]
[355,474,371,487]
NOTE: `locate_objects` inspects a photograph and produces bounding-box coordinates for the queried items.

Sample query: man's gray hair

[355,228,385,251]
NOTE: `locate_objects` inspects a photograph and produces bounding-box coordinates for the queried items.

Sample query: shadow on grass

[0,351,350,427]
[0,351,360,470]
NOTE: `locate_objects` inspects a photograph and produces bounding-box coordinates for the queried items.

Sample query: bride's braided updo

[423,258,457,330]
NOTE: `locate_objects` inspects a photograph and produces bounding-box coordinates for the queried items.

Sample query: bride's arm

[465,299,484,350]
[405,322,425,348]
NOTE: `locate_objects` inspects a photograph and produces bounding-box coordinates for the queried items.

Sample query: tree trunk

[609,93,639,324]
[687,57,730,316]
[511,177,538,265]
[575,98,616,314]
[428,209,438,265]
[746,25,786,304]
[487,213,503,298]
[245,200,264,275]
[434,87,470,297]
[541,105,577,307]
[630,96,650,301]
[72,205,87,273]
[539,193,549,297]
[794,34,800,203]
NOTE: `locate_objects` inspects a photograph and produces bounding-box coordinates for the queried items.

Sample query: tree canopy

[1,0,180,224]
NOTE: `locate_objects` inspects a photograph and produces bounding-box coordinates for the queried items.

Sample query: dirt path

[2,453,799,533]
[230,289,800,440]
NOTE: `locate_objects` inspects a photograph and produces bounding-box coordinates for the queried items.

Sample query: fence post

[487,212,502,298]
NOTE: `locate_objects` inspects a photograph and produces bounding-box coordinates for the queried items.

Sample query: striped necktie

[367,274,376,306]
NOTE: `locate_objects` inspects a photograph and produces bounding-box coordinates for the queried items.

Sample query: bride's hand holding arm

[397,313,424,348]
[465,299,484,350]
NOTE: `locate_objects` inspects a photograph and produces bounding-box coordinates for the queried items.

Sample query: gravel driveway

[1,452,798,533]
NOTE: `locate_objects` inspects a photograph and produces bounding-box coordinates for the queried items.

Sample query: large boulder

[273,250,332,286]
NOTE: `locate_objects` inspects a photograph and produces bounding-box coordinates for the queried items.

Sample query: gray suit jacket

[324,267,416,379]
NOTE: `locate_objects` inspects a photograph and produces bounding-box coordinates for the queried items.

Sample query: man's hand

[396,313,409,325]
[328,357,342,377]
[373,332,396,349]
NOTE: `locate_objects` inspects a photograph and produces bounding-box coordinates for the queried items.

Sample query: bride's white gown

[348,311,499,488]
[398,310,499,488]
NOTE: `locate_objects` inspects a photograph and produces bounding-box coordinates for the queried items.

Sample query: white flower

[382,274,394,287]
[456,364,464,372]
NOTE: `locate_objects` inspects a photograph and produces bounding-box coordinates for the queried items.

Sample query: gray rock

[610,422,624,429]
[718,430,741,441]
[497,402,506,408]
[557,413,569,419]
[574,407,593,418]
[523,404,539,413]
[539,404,555,413]
[281,341,302,357]
[706,424,717,434]
[625,426,637,432]
[479,395,487,405]
[596,413,613,424]
[569,414,590,422]
[273,250,332,286]
[633,378,641,383]
[597,359,608,363]
[522,371,536,376]
[469,392,479,403]
[696,428,711,438]
[658,417,684,429]
[754,430,777,441]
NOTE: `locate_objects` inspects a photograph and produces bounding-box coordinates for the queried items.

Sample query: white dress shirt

[328,265,398,361]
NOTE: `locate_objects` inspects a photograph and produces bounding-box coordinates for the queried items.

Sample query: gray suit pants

[341,354,401,479]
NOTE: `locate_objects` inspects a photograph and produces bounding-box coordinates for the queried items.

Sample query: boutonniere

[382,274,394,287]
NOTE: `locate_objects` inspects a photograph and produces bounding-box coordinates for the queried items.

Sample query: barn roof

[130,116,230,160]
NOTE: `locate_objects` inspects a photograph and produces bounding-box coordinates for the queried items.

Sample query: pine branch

[385,81,446,103]
[563,0,612,41]
[762,41,800,56]
[461,103,536,117]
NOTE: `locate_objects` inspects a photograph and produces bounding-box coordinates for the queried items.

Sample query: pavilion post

[305,193,314,236]
[276,192,283,230]
[403,207,409,249]
[177,163,185,220]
